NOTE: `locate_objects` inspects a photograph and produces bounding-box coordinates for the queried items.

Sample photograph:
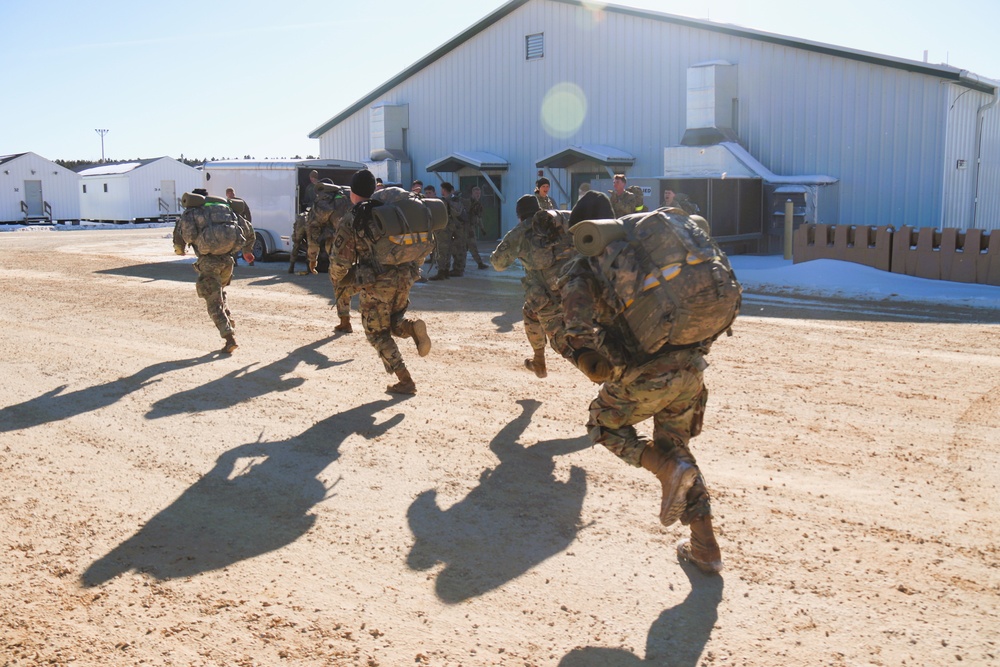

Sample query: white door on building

[160,180,177,213]
[24,180,43,216]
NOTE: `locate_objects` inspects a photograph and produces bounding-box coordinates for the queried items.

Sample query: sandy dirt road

[1,227,998,666]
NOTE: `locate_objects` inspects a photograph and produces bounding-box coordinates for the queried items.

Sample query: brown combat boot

[524,347,547,378]
[334,315,353,333]
[677,516,723,574]
[410,319,431,356]
[639,445,699,527]
[221,334,238,354]
[387,368,416,395]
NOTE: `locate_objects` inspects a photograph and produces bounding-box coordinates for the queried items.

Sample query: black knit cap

[535,177,550,188]
[350,169,377,198]
[515,194,541,221]
[569,190,614,226]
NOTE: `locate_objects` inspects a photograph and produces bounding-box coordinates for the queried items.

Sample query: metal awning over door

[426,151,509,202]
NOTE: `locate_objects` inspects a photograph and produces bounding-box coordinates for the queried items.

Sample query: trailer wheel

[252,232,269,262]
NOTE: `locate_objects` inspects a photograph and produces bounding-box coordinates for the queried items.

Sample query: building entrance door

[24,180,43,216]
[459,175,502,240]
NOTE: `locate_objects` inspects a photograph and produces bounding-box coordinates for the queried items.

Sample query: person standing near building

[535,177,556,210]
[327,169,432,394]
[559,189,725,575]
[173,190,256,354]
[608,173,644,218]
[463,186,489,270]
[428,182,463,280]
[301,170,320,212]
[663,188,700,215]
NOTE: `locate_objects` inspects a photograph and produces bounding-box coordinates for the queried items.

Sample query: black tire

[252,232,269,262]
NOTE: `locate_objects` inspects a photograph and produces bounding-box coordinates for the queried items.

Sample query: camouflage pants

[522,280,569,357]
[464,223,484,266]
[358,264,420,373]
[193,254,235,338]
[330,273,358,318]
[587,349,709,467]
[306,223,333,267]
[435,220,464,272]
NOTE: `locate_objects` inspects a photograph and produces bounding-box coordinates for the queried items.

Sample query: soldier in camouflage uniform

[608,173,645,218]
[558,190,723,575]
[490,194,576,378]
[428,182,465,280]
[173,190,256,354]
[663,189,700,216]
[328,170,432,394]
[288,211,308,274]
[534,177,556,211]
[463,186,489,270]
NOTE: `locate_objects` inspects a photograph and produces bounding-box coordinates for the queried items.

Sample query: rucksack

[365,187,448,265]
[178,194,247,256]
[573,209,741,352]
[310,182,351,226]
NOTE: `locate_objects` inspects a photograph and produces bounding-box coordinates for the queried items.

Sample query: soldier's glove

[575,349,612,383]
[174,246,186,256]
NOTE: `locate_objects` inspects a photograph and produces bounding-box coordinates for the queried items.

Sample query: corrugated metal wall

[317,0,997,235]
[974,95,1000,231]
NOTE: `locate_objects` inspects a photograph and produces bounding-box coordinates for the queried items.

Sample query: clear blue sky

[2,0,996,162]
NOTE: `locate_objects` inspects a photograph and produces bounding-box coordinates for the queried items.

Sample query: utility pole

[95,129,109,162]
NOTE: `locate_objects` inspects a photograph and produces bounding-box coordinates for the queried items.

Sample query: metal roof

[426,151,509,173]
[535,144,635,169]
[308,0,997,139]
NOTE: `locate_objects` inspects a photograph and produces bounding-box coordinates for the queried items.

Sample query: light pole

[95,129,109,162]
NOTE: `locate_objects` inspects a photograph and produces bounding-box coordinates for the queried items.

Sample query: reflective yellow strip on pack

[622,255,718,308]
[389,232,431,246]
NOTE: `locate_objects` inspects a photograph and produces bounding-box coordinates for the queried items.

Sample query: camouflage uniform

[438,195,467,275]
[173,202,254,340]
[608,187,645,218]
[463,196,488,268]
[288,212,307,273]
[491,209,577,358]
[559,255,712,519]
[535,194,556,211]
[328,200,425,375]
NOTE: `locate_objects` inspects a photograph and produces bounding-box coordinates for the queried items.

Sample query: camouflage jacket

[328,200,386,285]
[535,194,556,211]
[608,188,645,218]
[464,198,484,228]
[559,255,650,371]
[491,210,576,294]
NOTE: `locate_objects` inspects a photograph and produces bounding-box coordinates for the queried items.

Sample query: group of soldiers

[173,169,724,576]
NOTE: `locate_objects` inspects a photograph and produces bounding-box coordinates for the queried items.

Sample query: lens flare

[541,82,588,139]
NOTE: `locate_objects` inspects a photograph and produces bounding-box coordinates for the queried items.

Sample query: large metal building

[310,0,999,250]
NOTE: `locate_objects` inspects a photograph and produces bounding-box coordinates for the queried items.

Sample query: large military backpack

[365,186,448,265]
[570,209,741,352]
[310,181,351,226]
[178,193,249,256]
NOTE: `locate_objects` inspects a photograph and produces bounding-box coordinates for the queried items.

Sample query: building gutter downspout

[965,72,1000,228]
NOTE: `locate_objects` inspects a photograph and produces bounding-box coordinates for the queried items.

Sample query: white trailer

[0,152,81,224]
[78,157,203,222]
[202,158,365,259]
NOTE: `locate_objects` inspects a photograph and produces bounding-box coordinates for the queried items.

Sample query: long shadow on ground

[406,399,590,604]
[81,398,406,586]
[559,561,724,666]
[0,355,213,433]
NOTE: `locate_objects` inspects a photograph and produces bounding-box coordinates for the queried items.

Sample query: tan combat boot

[677,516,723,574]
[524,347,547,378]
[639,445,699,527]
[398,319,431,356]
[387,368,416,395]
[221,334,238,354]
[334,315,353,333]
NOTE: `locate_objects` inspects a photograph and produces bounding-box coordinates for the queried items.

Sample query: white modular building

[0,152,81,224]
[309,0,999,252]
[78,157,203,223]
